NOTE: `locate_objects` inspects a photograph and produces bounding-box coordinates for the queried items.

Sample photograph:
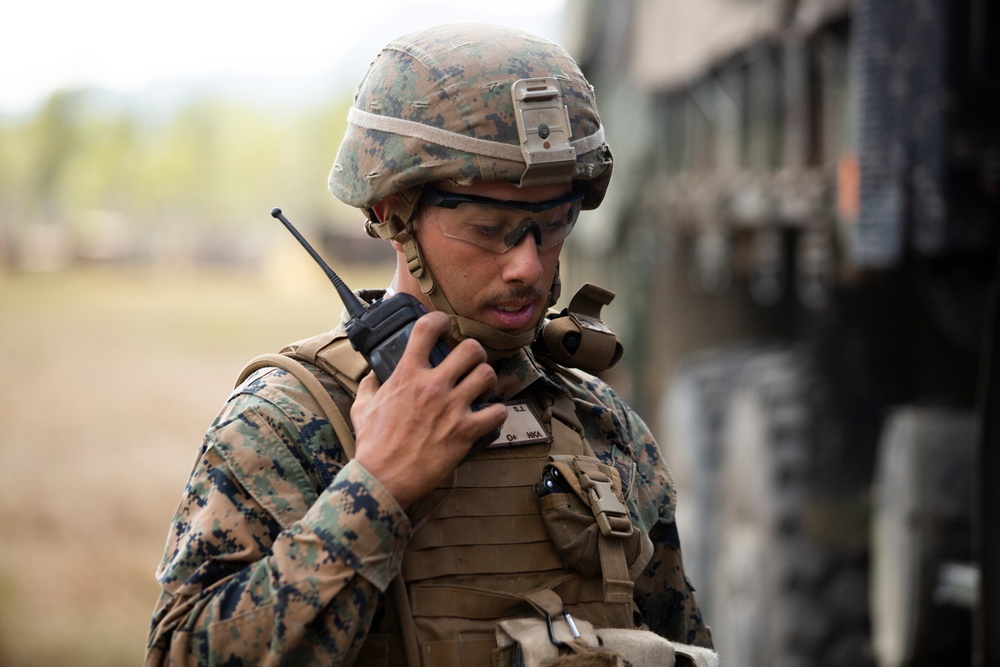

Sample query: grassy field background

[0,259,395,666]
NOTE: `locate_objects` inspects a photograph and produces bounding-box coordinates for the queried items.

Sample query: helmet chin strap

[402,232,558,360]
[369,192,561,361]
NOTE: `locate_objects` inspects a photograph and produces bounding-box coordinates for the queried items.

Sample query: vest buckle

[580,474,633,538]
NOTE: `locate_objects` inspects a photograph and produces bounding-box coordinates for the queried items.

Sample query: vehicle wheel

[870,406,975,667]
[710,348,873,667]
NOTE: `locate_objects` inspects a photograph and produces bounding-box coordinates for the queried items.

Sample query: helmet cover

[328,22,613,211]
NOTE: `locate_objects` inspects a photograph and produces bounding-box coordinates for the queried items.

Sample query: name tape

[488,401,551,448]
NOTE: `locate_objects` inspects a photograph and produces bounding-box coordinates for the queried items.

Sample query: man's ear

[370,194,400,224]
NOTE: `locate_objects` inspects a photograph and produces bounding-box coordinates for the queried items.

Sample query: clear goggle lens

[419,187,583,254]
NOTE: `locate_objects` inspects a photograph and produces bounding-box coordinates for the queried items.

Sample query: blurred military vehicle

[561,1,999,665]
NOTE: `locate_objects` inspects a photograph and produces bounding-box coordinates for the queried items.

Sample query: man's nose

[504,220,542,249]
[501,231,545,284]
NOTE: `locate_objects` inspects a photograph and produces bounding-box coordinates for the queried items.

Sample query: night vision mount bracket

[512,77,577,187]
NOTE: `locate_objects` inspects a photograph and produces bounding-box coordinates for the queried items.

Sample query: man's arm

[634,520,713,647]
[145,375,410,666]
[625,407,714,648]
[147,312,505,665]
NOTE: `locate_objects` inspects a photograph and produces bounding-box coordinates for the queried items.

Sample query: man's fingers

[393,310,449,367]
[398,312,492,386]
[357,369,379,390]
[476,401,508,430]
[452,354,497,400]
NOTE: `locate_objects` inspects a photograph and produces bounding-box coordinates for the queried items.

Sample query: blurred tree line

[0,86,375,271]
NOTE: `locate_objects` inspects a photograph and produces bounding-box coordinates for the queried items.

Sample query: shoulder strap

[237,353,357,460]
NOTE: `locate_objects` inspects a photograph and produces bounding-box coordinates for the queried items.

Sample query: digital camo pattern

[328,23,614,212]
[146,348,711,666]
[552,365,713,646]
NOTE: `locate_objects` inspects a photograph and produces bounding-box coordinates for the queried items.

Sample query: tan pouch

[492,589,717,667]
[538,456,652,579]
[494,616,714,667]
[494,615,622,667]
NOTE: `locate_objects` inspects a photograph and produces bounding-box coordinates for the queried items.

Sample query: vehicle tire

[870,406,975,667]
[709,348,873,667]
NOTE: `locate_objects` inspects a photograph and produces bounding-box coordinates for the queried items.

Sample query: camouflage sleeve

[563,369,713,648]
[145,368,411,666]
[623,402,714,649]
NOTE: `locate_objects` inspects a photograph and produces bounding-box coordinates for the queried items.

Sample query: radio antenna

[270,207,368,319]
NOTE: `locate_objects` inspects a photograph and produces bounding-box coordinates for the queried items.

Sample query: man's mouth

[487,301,538,330]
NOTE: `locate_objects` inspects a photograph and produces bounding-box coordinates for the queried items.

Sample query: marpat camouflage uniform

[146,315,712,666]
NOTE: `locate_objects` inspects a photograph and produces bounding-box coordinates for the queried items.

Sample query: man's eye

[542,217,567,232]
[470,223,505,237]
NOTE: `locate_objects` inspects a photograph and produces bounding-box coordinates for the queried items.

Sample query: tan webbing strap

[453,457,545,487]
[390,576,422,667]
[547,391,593,458]
[522,589,566,620]
[407,486,540,522]
[518,589,608,660]
[402,542,567,581]
[407,576,604,619]
[571,458,633,627]
[236,353,356,459]
[410,585,529,620]
[406,515,550,550]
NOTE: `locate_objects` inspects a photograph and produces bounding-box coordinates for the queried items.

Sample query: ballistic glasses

[419,186,583,254]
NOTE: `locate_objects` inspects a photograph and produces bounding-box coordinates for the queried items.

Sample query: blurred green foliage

[0,86,361,268]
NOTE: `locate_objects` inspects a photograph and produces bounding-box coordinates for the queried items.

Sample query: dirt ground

[0,260,394,666]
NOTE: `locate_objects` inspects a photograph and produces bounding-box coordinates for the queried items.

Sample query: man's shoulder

[536,354,626,411]
[235,357,353,412]
[214,358,354,491]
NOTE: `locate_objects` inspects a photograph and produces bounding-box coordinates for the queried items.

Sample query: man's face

[412,180,576,336]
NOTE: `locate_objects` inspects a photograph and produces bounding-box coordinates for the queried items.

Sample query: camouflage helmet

[328,22,613,212]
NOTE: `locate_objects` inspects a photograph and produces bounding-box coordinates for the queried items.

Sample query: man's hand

[350,311,507,508]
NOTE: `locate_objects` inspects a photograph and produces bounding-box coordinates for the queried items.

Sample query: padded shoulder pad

[282,330,369,397]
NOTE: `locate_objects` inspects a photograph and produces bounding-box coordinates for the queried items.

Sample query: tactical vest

[241,330,648,667]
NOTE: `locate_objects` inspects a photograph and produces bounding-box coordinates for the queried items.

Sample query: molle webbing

[385,391,633,667]
[405,576,605,620]
[401,457,564,583]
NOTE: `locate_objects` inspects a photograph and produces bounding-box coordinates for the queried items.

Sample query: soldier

[146,22,714,667]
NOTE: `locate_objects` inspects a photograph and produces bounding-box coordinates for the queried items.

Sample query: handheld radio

[270,208,499,449]
[270,207,448,382]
